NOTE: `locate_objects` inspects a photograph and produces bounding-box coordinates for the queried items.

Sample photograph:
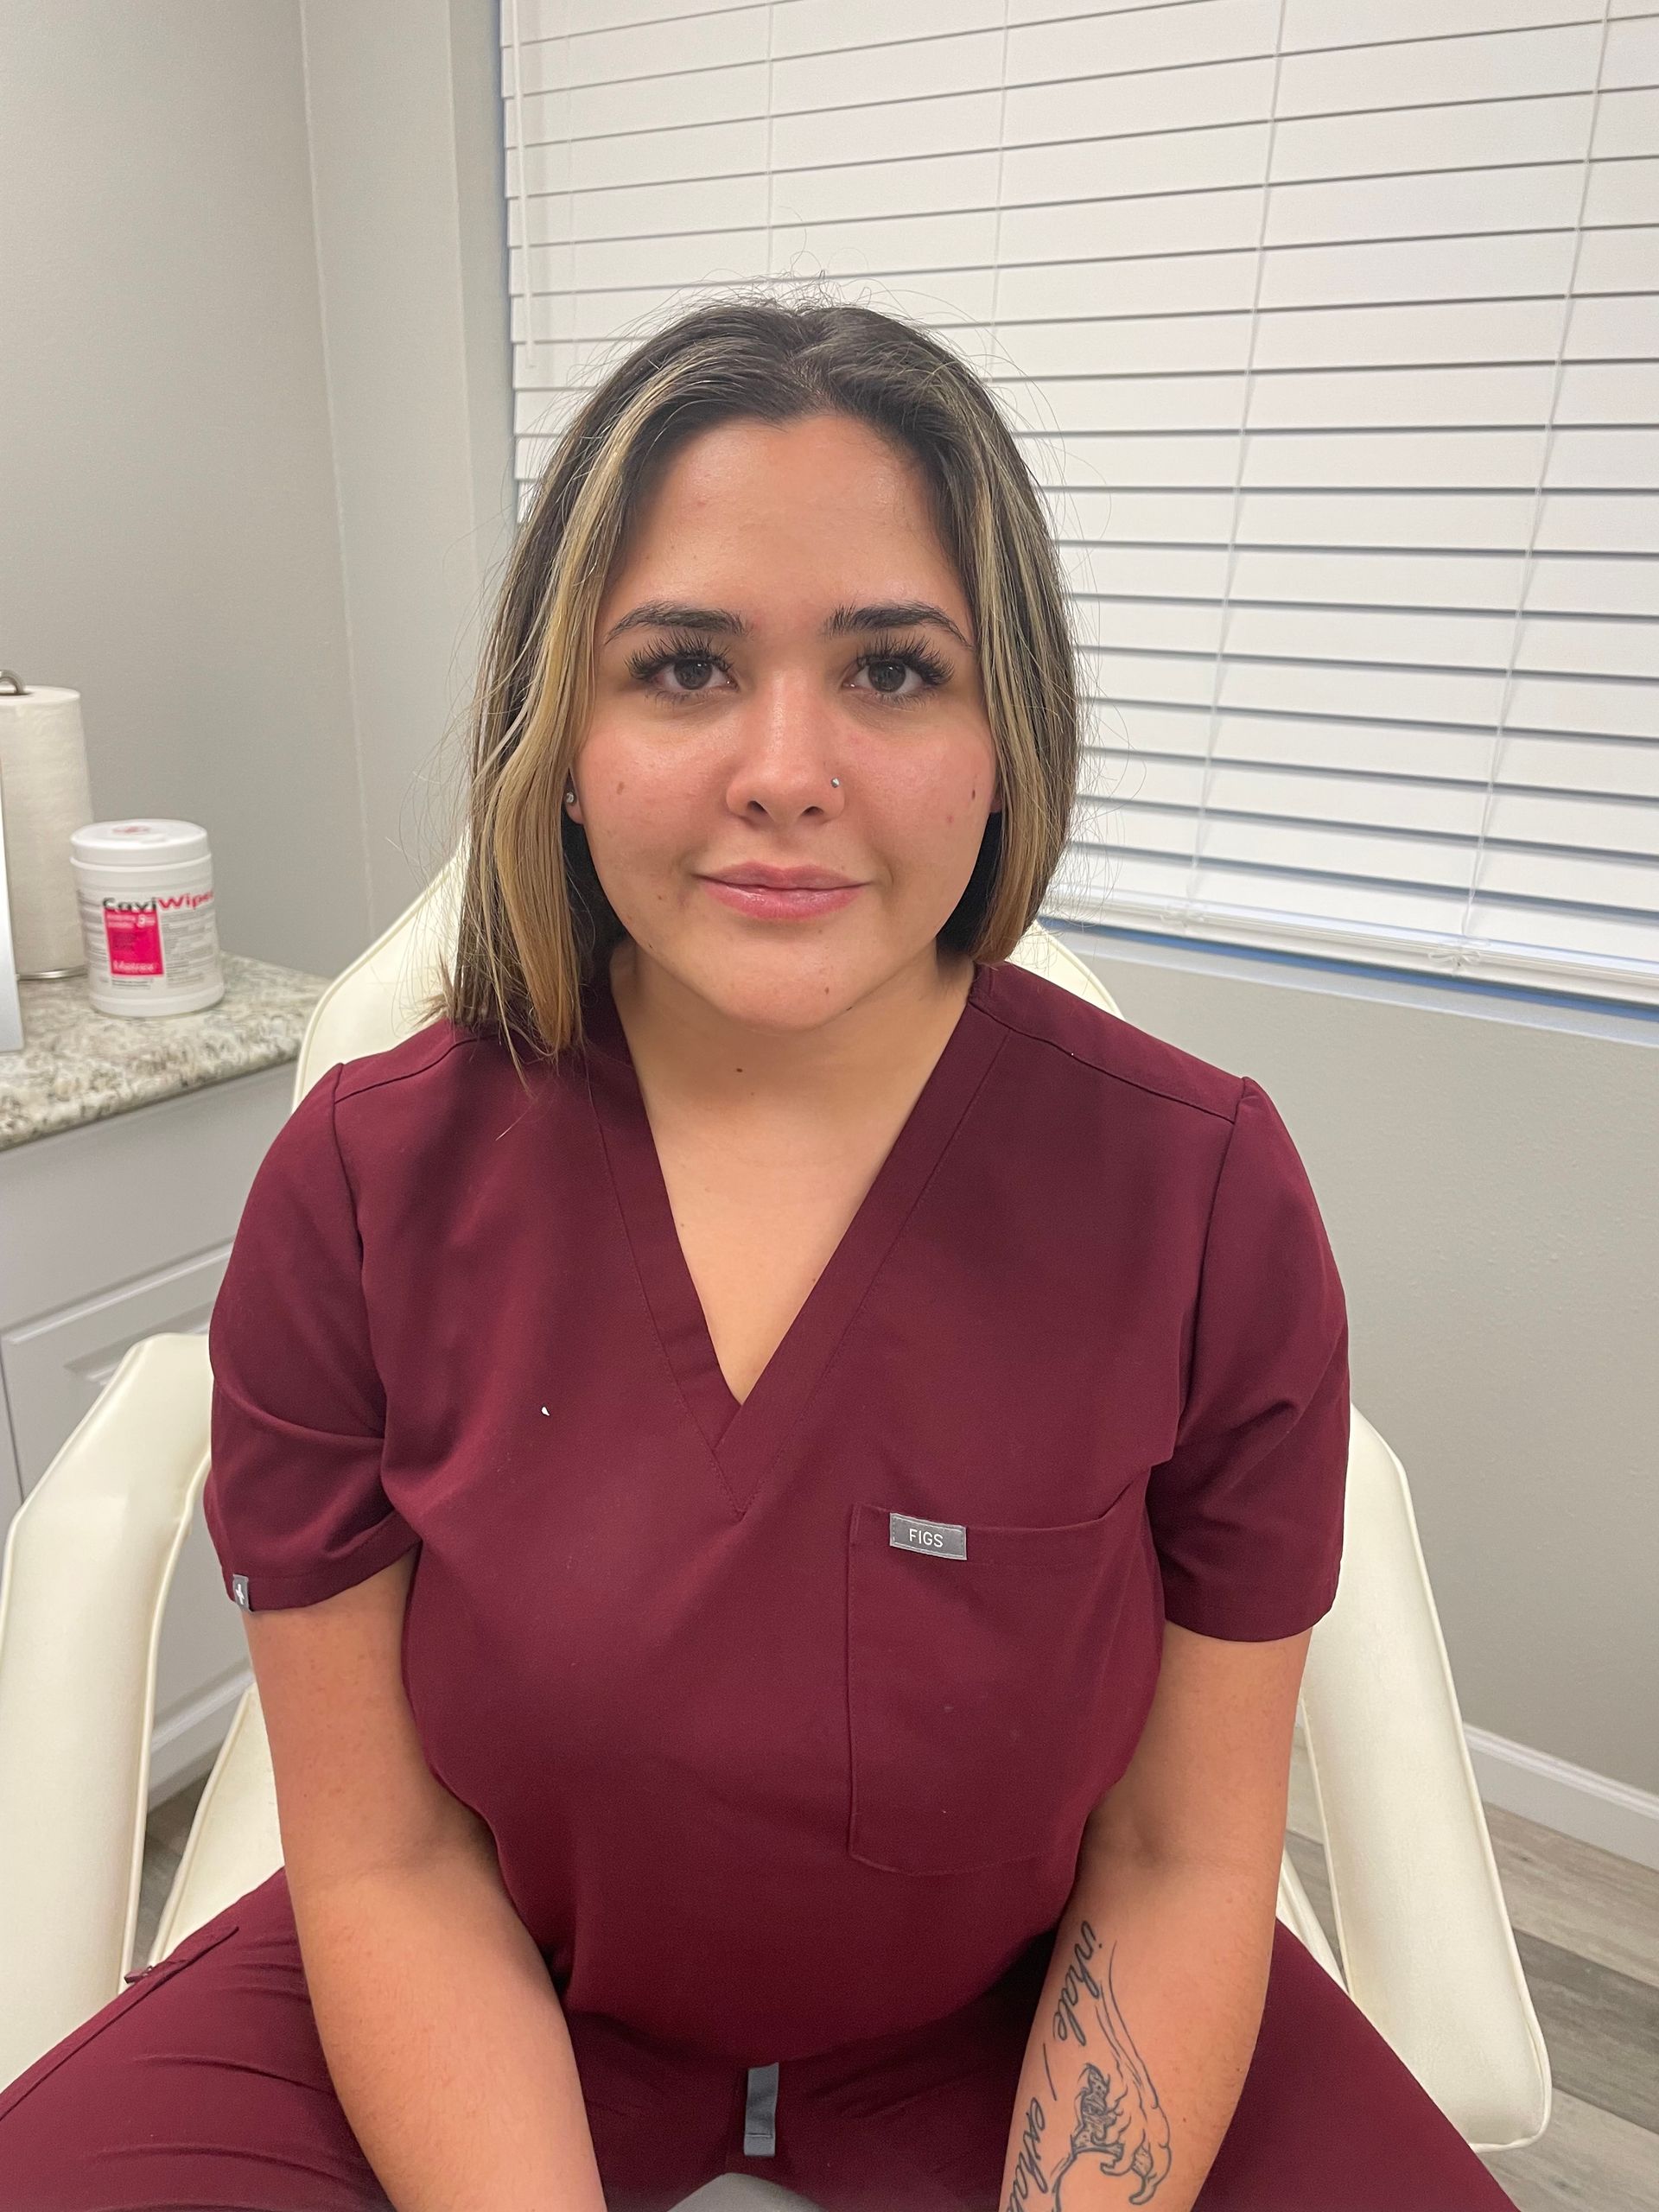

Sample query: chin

[709,976,861,1033]
[683,947,876,1032]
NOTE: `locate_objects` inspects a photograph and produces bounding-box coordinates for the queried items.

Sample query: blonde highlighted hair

[420,289,1081,1077]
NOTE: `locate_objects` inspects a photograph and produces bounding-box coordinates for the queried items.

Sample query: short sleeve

[203,1061,419,1611]
[1147,1076,1350,1642]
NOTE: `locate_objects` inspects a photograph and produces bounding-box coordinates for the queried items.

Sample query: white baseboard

[1465,1723,1659,1872]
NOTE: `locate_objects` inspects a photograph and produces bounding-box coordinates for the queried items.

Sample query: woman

[0,297,1521,2212]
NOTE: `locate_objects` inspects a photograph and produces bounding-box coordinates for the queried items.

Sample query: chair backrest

[157,869,1122,1950]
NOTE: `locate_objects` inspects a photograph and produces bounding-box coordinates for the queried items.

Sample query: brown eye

[849,636,952,704]
[625,631,735,702]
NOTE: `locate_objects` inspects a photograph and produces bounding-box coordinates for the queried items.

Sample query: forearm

[292,1847,604,2212]
[998,1846,1275,2212]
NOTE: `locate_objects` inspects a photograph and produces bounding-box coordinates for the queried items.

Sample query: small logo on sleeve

[231,1574,251,1609]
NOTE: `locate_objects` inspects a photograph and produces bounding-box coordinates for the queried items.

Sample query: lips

[701,875,865,918]
[705,870,859,890]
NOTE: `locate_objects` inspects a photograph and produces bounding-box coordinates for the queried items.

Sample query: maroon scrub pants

[0,1867,1521,2212]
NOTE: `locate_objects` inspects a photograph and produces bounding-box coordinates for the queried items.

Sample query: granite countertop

[0,954,332,1150]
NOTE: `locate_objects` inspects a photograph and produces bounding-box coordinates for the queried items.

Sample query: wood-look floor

[139,1722,1658,2211]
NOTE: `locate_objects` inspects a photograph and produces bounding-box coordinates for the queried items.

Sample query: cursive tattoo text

[1002,1917,1173,2209]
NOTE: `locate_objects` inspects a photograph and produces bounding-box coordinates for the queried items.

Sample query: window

[499,0,1659,1007]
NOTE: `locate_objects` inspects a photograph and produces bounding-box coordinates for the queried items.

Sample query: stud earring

[830,777,840,788]
[564,785,576,806]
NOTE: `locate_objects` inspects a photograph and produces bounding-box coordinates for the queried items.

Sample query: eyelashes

[623,627,954,707]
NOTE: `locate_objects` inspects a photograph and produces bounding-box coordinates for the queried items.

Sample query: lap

[0,1871,388,2212]
[0,1894,1520,2212]
[1193,1917,1522,2211]
[798,1919,1522,2212]
[0,1876,728,2212]
[582,1918,1522,2212]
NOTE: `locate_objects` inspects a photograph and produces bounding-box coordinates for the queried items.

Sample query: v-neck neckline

[580,952,1007,1519]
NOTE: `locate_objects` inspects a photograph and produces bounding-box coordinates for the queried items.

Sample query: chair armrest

[1300,1404,1553,2153]
[148,1677,282,1961]
[0,1332,211,2088]
[1275,1843,1344,1984]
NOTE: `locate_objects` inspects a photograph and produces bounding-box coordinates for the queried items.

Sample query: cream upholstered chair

[0,847,1552,2178]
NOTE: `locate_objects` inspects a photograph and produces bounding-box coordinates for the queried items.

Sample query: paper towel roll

[0,677,96,979]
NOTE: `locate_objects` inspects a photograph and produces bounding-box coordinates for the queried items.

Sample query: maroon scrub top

[203,952,1349,2069]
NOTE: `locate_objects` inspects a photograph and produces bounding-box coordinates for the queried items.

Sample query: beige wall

[3,6,1654,1847]
[1066,928,1659,1823]
[0,0,512,981]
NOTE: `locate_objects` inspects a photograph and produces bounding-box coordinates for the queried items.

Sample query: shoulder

[332,1014,486,1104]
[975,962,1340,1357]
[317,1017,543,1192]
[218,1023,497,1281]
[976,956,1245,1130]
[321,1015,577,1209]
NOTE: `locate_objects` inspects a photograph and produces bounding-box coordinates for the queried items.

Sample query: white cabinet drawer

[3,1252,227,1494]
[0,1062,293,1332]
[0,1056,297,1802]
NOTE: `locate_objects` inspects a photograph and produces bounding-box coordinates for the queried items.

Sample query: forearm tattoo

[1002,1917,1173,2209]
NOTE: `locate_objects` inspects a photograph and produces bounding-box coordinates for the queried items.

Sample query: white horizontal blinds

[499,0,1659,1007]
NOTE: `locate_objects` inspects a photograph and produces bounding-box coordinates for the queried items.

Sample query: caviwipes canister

[70,817,225,1016]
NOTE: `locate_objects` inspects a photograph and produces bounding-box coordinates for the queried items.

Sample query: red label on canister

[103,899,165,976]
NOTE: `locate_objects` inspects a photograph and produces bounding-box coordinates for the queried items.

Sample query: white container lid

[71,818,210,867]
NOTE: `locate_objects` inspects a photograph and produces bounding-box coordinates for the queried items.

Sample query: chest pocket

[845,1483,1142,1877]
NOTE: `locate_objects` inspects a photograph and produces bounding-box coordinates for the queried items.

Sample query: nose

[722,670,849,821]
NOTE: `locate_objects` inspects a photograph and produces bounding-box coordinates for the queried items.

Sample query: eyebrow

[600,600,973,651]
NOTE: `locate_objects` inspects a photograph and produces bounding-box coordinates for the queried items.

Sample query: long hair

[419,289,1081,1079]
